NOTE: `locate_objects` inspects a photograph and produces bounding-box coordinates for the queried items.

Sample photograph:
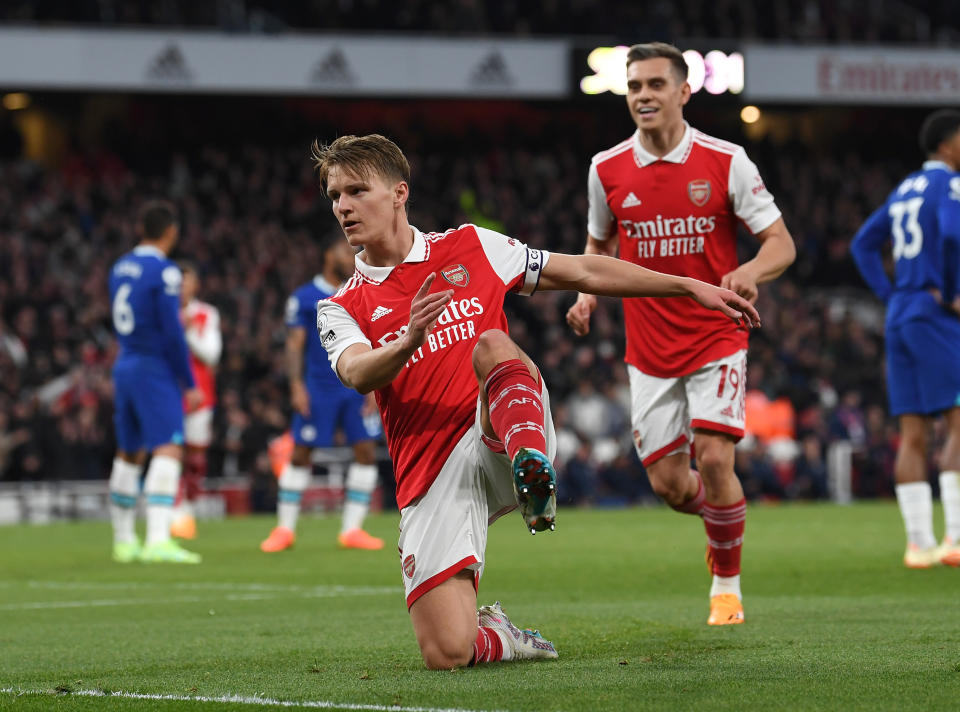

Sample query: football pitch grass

[2,503,959,711]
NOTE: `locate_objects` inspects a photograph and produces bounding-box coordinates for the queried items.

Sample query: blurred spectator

[0,96,928,509]
[0,1,955,43]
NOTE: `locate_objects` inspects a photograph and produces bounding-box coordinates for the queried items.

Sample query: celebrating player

[851,109,960,569]
[107,200,202,564]
[566,42,796,625]
[260,235,384,553]
[170,261,222,541]
[311,133,760,669]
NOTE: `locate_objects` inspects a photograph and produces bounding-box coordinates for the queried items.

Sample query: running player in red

[567,42,796,626]
[312,133,760,669]
[172,262,222,541]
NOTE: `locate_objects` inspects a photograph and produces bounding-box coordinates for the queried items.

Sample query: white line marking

[1,582,399,611]
[26,581,399,595]
[0,687,511,712]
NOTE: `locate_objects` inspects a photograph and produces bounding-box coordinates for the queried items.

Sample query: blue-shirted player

[108,200,203,564]
[261,235,384,552]
[851,109,960,569]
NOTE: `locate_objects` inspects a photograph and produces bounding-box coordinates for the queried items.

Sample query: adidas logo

[145,44,192,81]
[720,405,735,418]
[470,51,514,87]
[621,192,642,208]
[371,306,393,321]
[310,49,356,85]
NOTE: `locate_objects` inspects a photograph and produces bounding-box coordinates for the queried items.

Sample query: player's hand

[291,380,310,416]
[720,265,760,304]
[401,273,453,351]
[362,392,378,417]
[185,388,205,412]
[688,280,761,328]
[566,293,597,336]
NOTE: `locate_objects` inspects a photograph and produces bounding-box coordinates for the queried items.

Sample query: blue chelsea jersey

[108,245,194,387]
[851,160,960,324]
[286,275,341,388]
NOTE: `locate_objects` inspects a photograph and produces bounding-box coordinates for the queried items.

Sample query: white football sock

[342,463,378,533]
[939,472,960,542]
[896,482,937,549]
[277,464,310,532]
[710,574,742,600]
[109,458,141,544]
[144,455,180,545]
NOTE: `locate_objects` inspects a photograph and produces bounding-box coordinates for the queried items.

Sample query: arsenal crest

[402,554,416,578]
[440,264,470,287]
[687,179,711,207]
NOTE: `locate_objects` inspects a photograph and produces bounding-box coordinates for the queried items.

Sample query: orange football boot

[260,525,295,552]
[904,543,941,568]
[938,537,960,567]
[707,594,745,625]
[337,528,384,550]
[170,514,197,540]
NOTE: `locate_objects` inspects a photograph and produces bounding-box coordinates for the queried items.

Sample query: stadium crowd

[0,0,956,44]
[0,102,933,507]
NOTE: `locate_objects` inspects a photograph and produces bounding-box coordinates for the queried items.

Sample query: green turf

[2,503,959,711]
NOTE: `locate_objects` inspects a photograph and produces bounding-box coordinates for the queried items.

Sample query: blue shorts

[112,358,185,452]
[292,383,381,447]
[886,313,960,416]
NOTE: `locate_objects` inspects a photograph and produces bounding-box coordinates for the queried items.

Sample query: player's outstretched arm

[335,274,453,394]
[543,252,760,328]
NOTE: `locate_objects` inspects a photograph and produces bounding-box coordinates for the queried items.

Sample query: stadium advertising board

[744,44,960,105]
[0,28,568,98]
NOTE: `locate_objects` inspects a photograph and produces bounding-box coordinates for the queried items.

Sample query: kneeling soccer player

[312,133,760,668]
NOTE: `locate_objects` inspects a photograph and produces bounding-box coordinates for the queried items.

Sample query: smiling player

[567,42,796,625]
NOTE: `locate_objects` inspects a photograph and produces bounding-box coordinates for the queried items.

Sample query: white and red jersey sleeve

[182,299,221,409]
[317,224,548,509]
[727,148,781,234]
[316,301,372,385]
[589,126,782,377]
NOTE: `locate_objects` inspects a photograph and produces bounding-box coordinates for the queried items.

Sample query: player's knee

[899,430,928,454]
[649,474,688,506]
[695,444,733,479]
[472,329,511,372]
[419,635,473,670]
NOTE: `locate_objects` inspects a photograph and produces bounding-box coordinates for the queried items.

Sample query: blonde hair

[311,134,411,189]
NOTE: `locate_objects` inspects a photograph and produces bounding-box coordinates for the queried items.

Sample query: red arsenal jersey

[317,225,548,509]
[587,123,781,377]
[182,299,221,410]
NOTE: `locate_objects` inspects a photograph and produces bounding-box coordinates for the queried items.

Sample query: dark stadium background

[1,1,958,519]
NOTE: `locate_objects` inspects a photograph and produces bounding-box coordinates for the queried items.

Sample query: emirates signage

[744,44,960,105]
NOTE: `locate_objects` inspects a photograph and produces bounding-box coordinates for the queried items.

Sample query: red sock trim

[672,470,705,516]
[703,498,746,577]
[470,626,504,665]
[485,359,546,460]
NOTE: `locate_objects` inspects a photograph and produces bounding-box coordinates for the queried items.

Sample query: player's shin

[485,359,547,459]
[143,455,181,545]
[342,463,377,532]
[895,481,937,550]
[940,472,960,543]
[277,463,310,532]
[703,499,746,597]
[109,458,141,545]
